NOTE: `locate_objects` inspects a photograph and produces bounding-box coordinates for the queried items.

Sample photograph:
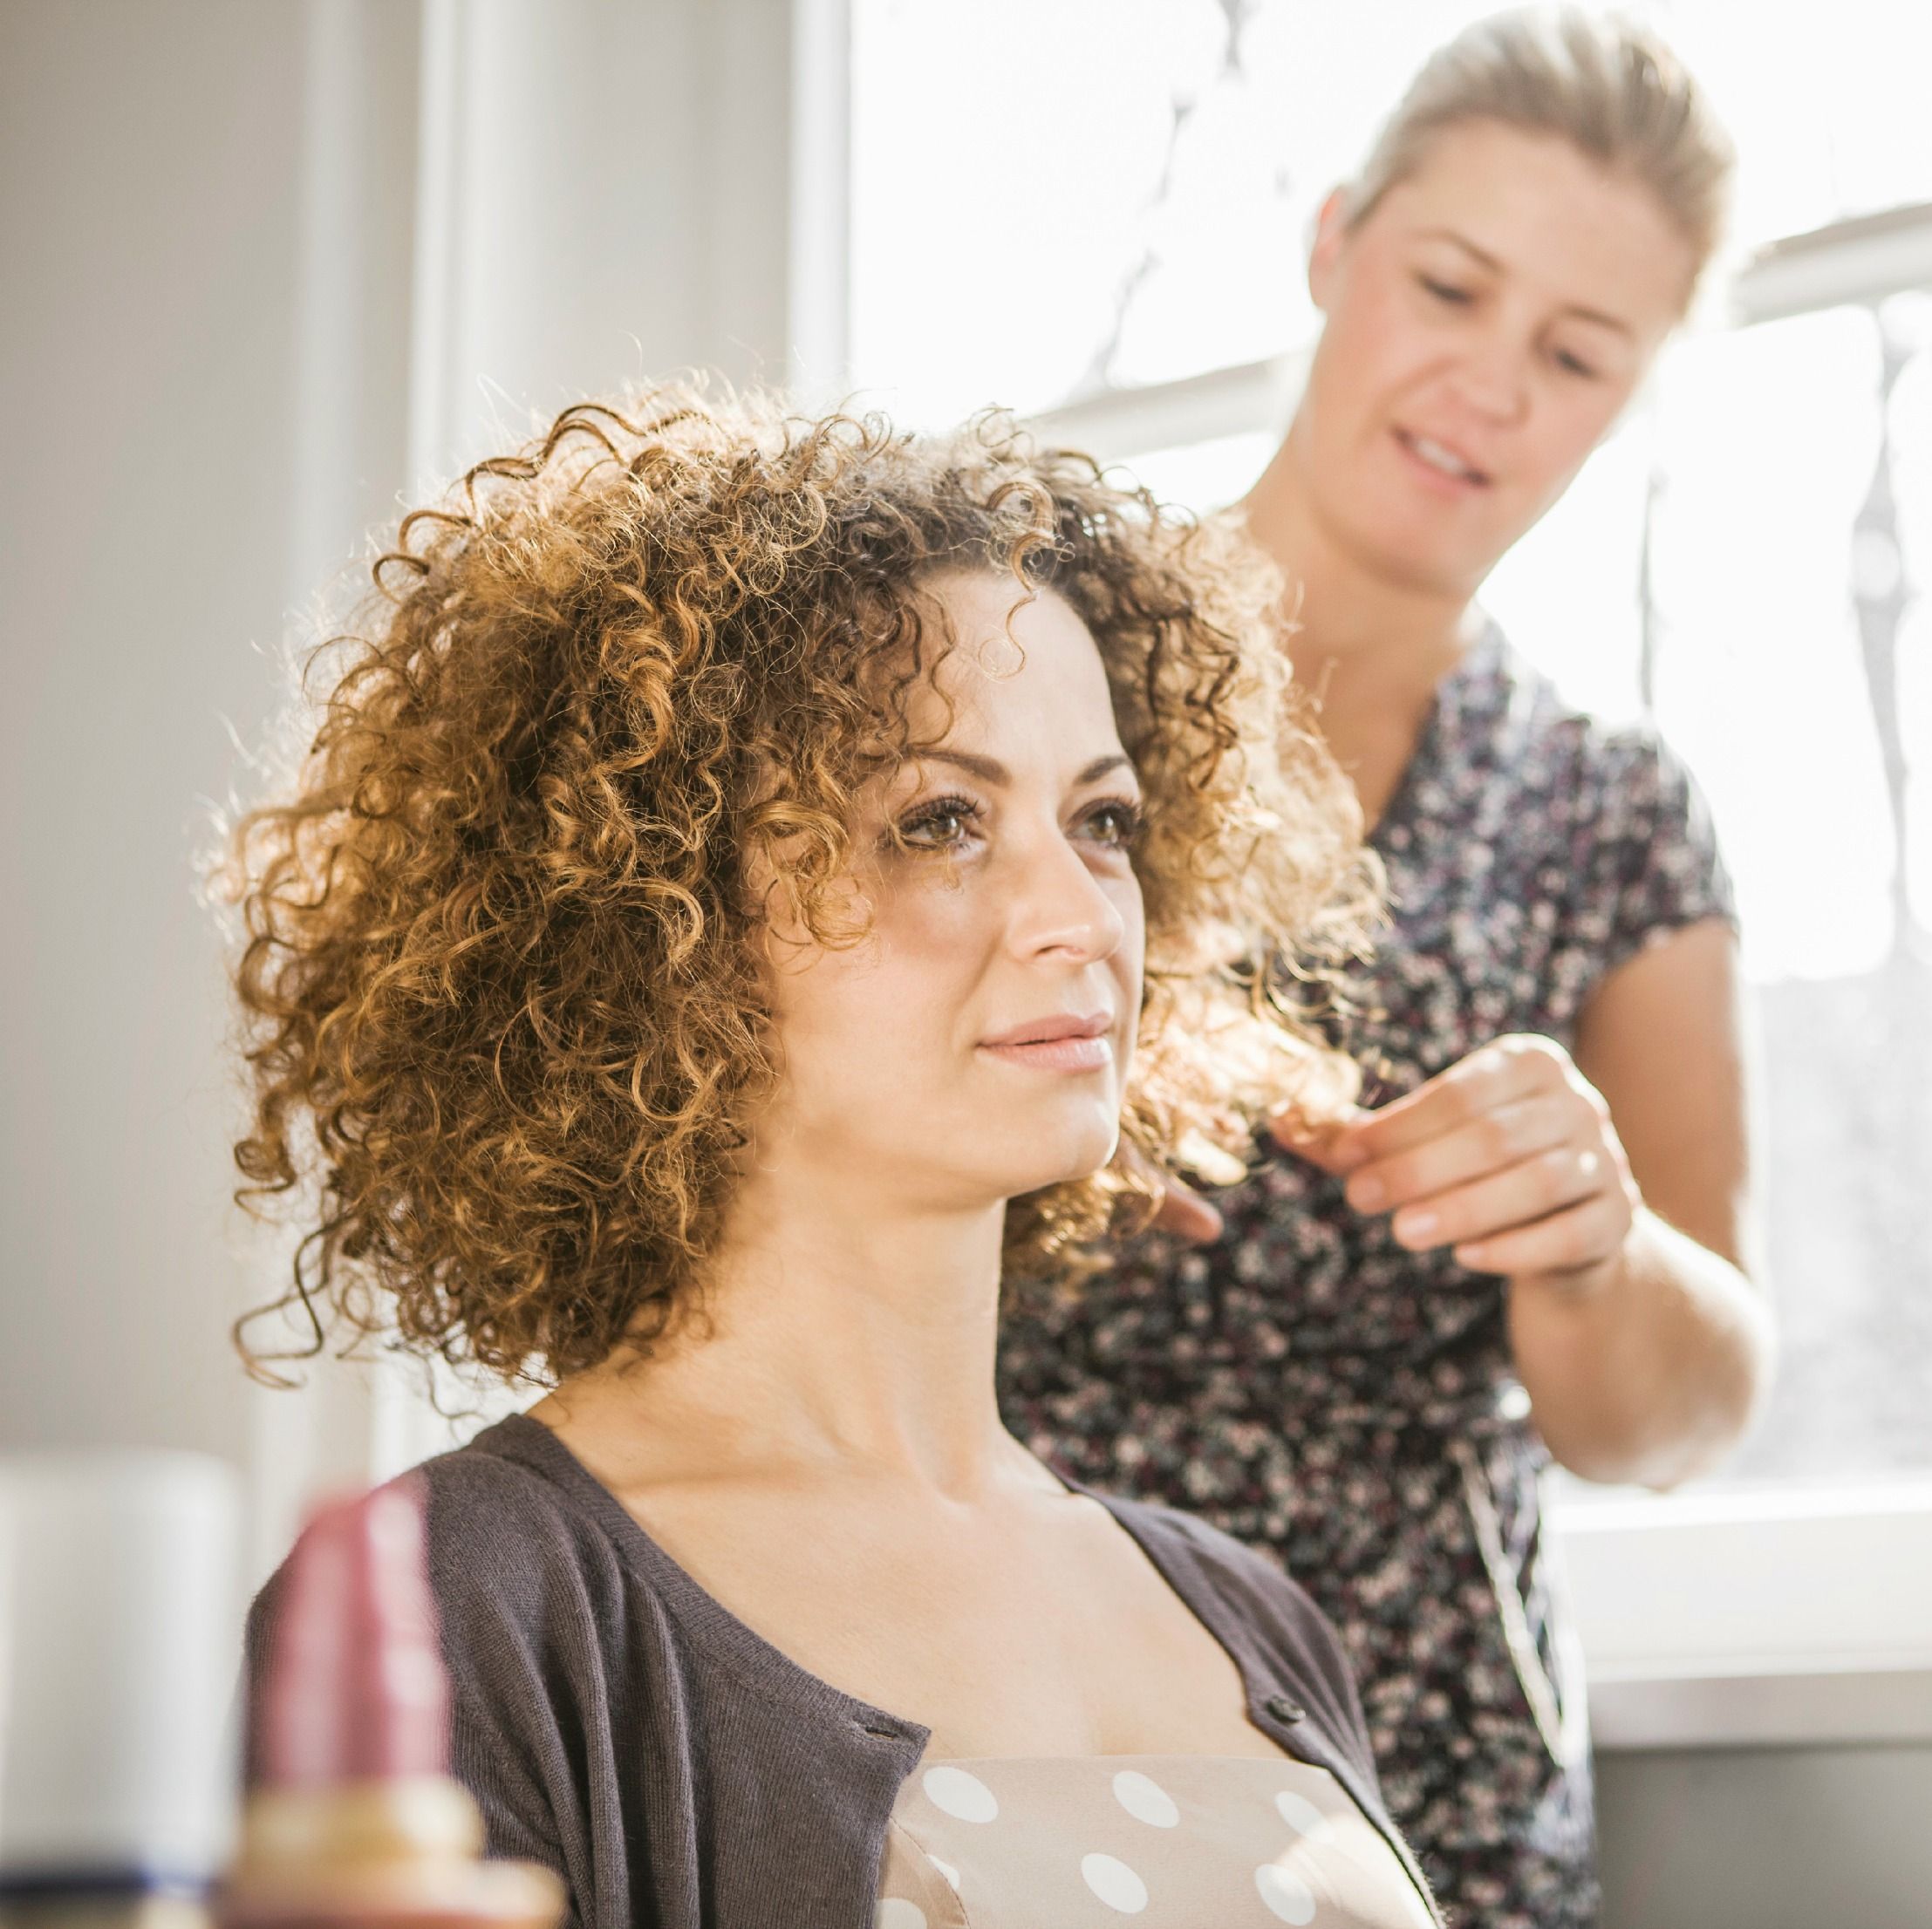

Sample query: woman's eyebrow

[924,749,1136,787]
[1419,226,1504,273]
[924,749,1008,784]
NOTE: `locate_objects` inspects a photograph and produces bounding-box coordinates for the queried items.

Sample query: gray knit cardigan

[248,1414,1439,1928]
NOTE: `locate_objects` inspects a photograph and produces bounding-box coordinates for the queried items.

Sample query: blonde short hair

[1346,7,1734,276]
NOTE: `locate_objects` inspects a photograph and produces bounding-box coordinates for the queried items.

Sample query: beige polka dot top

[877,1754,1437,1926]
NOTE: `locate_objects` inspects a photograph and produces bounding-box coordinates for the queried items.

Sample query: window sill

[1587,1658,1932,1751]
[1553,1480,1932,1751]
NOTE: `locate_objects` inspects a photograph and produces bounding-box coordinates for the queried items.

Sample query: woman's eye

[1082,800,1144,848]
[1552,346,1600,379]
[896,795,982,849]
[1419,275,1471,305]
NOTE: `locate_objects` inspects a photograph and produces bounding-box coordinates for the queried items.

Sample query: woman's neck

[540,1162,1030,1502]
[1239,421,1483,824]
[1240,422,1477,695]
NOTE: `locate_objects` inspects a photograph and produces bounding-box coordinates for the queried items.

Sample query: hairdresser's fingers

[1317,1036,1578,1173]
[1450,1189,1634,1283]
[1152,1176,1225,1244]
[1386,1141,1624,1257]
[1335,1092,1579,1216]
[1266,1103,1373,1172]
[1115,1136,1226,1243]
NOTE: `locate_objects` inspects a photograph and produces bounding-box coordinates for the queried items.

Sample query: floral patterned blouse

[998,624,1736,1929]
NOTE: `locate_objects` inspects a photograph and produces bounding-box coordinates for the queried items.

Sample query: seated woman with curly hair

[228,386,1436,1929]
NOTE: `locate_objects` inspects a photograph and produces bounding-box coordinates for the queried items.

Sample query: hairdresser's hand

[1150,1173,1225,1243]
[1274,1035,1640,1290]
[1115,1139,1227,1242]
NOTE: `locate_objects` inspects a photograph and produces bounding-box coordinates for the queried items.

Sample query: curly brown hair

[215,385,1379,1385]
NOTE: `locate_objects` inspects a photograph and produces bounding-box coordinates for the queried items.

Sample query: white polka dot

[1274,1789,1327,1834]
[926,1855,960,1892]
[1081,1853,1149,1914]
[1254,1863,1316,1924]
[875,1902,925,1929]
[921,1765,999,1823]
[1111,1769,1179,1828]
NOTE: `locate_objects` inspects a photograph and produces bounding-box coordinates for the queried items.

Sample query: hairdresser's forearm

[1507,1207,1775,1489]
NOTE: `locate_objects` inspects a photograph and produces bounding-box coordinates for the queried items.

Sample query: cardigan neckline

[485,1412,1300,1748]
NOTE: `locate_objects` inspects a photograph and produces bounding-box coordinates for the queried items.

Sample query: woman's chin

[994,1117,1123,1202]
[1335,490,1503,598]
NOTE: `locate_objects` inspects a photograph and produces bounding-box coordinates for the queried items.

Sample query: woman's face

[1296,119,1698,597]
[753,570,1146,1217]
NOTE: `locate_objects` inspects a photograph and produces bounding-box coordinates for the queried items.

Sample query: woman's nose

[1454,336,1532,425]
[1008,833,1128,964]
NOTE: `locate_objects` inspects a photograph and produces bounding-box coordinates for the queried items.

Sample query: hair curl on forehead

[214,384,1379,1386]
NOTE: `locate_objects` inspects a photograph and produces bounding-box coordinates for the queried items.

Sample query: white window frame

[1557,1479,1932,1749]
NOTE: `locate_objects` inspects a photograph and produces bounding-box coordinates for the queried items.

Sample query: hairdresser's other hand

[1150,1174,1225,1243]
[1273,1035,1639,1290]
[1116,1140,1226,1243]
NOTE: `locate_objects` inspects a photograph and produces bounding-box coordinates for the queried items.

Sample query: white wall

[0,0,806,1562]
[406,0,800,487]
[2,0,324,1473]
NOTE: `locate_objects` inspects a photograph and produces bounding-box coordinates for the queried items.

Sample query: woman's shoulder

[250,1418,635,1680]
[242,1417,630,1794]
[418,1415,604,1546]
[1478,623,1698,796]
[408,1415,654,1639]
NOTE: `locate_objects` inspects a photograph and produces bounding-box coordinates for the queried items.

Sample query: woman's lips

[980,1033,1115,1073]
[1391,426,1492,493]
[979,1012,1115,1074]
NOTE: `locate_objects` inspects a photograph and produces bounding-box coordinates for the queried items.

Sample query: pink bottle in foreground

[219,1481,561,1929]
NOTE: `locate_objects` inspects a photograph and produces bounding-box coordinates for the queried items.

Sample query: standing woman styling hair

[1000,10,1775,1925]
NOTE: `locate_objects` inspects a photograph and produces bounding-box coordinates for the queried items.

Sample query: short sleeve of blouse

[1577,723,1737,981]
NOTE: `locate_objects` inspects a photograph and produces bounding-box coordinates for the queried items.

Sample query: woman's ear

[1307,187,1352,315]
